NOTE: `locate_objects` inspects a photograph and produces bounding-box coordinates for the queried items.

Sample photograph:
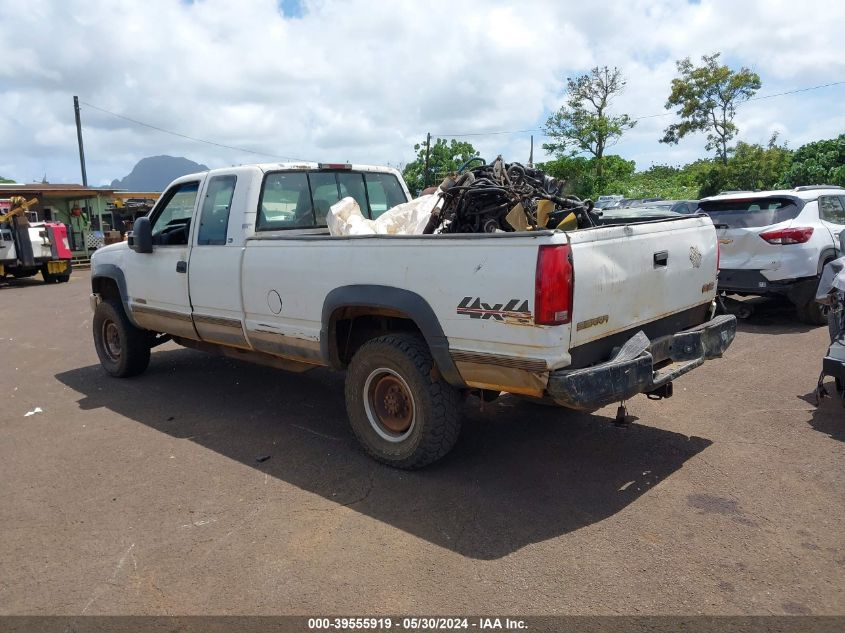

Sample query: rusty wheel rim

[363,368,415,442]
[102,320,121,362]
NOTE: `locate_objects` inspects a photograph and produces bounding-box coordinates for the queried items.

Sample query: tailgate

[567,216,718,347]
[716,224,771,269]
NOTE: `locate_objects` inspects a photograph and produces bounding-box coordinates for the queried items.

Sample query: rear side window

[197,175,236,245]
[257,172,314,231]
[698,197,801,228]
[819,196,845,224]
[256,170,408,230]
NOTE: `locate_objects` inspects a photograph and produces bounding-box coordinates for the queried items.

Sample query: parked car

[670,200,700,214]
[699,186,845,324]
[633,200,699,214]
[89,162,735,468]
[594,195,623,210]
[596,205,682,225]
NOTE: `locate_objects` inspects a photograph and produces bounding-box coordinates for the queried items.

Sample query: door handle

[653,251,668,267]
[176,260,187,273]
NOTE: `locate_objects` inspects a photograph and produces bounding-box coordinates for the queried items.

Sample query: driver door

[125,178,202,339]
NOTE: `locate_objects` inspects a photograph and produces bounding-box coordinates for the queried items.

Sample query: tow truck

[0,197,73,283]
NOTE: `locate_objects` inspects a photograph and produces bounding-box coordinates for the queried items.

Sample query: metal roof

[0,183,118,198]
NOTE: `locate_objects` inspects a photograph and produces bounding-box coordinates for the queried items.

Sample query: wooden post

[73,96,94,236]
[73,96,88,187]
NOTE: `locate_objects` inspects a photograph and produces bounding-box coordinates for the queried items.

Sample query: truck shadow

[56,348,711,560]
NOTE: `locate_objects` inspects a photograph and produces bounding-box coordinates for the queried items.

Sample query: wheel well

[819,250,838,274]
[92,276,122,303]
[330,306,424,368]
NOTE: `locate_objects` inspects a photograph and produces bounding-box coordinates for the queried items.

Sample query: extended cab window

[150,181,200,245]
[258,172,314,230]
[257,170,408,231]
[197,175,237,245]
[699,197,801,228]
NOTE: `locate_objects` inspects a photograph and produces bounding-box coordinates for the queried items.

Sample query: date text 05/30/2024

[307,617,528,630]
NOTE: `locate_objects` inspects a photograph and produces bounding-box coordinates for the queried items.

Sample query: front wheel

[92,299,151,377]
[344,334,462,469]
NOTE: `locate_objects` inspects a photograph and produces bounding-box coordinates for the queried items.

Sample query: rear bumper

[546,314,736,411]
[719,268,814,295]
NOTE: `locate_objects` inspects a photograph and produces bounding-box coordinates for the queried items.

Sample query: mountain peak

[111,155,209,191]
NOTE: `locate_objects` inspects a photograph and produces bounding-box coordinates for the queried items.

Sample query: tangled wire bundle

[425,156,597,234]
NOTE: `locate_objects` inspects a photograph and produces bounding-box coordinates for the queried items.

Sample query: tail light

[535,244,573,325]
[758,227,814,245]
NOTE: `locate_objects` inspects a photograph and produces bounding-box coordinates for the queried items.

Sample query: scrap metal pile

[424,156,598,234]
[326,156,599,237]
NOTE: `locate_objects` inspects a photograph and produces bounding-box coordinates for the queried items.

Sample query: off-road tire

[345,334,462,469]
[93,299,151,377]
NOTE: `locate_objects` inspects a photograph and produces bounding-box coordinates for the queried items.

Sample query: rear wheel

[41,263,71,284]
[92,299,151,377]
[796,299,827,325]
[344,334,462,469]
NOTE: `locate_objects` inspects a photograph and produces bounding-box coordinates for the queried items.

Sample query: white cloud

[0,0,842,185]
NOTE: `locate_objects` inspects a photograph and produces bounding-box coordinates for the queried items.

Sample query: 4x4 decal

[457,297,531,321]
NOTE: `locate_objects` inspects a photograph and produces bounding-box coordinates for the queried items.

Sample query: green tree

[0,176,13,184]
[695,162,731,198]
[538,154,635,199]
[662,53,761,165]
[726,134,793,190]
[543,66,636,186]
[781,134,845,187]
[536,155,594,198]
[611,164,702,200]
[694,134,793,197]
[402,138,479,195]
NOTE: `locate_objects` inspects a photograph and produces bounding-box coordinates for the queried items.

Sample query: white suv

[700,186,845,324]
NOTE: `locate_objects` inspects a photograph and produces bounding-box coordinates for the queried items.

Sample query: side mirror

[128,216,153,253]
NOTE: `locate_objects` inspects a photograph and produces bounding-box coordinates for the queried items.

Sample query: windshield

[698,197,801,229]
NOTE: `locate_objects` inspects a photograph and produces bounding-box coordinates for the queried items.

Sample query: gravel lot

[1,270,843,615]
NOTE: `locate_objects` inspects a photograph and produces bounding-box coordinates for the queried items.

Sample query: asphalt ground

[0,270,843,616]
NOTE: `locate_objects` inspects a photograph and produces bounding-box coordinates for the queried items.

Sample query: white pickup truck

[89,162,735,468]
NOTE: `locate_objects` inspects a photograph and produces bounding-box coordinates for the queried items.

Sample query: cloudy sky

[1,0,843,186]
